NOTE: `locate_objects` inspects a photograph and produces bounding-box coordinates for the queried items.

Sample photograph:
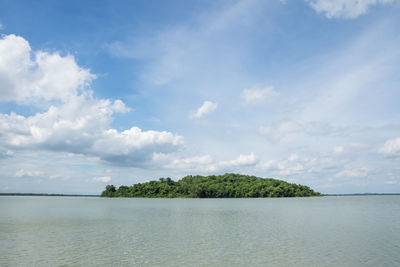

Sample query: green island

[101,173,321,198]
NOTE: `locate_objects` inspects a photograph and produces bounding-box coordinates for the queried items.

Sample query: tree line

[101,173,321,198]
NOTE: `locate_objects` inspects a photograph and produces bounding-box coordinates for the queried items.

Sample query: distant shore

[0,193,99,197]
[325,193,400,196]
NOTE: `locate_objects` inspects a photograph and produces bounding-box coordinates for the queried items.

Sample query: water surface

[1,196,399,266]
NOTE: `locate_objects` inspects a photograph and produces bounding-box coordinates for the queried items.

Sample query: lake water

[0,196,399,266]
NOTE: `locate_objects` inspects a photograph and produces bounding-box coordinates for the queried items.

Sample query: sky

[0,0,399,194]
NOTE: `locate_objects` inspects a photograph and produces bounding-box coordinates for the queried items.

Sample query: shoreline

[0,193,99,197]
[1,193,400,197]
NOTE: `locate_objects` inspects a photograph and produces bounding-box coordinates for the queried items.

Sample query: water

[0,196,399,267]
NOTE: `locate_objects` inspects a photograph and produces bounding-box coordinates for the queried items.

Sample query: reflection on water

[1,196,400,266]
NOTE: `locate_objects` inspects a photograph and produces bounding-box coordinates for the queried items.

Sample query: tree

[101,185,116,197]
[100,174,322,198]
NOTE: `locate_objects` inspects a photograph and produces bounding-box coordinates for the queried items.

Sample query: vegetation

[101,173,321,198]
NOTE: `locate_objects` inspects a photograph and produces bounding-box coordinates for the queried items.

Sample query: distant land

[1,192,399,197]
[101,173,322,198]
[0,193,99,197]
[325,193,400,196]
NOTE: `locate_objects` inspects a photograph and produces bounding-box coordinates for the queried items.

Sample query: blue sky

[0,0,399,194]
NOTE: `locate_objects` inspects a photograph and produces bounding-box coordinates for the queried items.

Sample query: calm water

[0,196,399,267]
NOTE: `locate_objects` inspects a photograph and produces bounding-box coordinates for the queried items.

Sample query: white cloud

[288,153,299,161]
[190,101,217,119]
[261,158,305,176]
[379,137,400,156]
[260,152,344,177]
[111,99,131,113]
[0,34,184,166]
[335,168,370,178]
[160,153,257,173]
[92,176,111,183]
[306,0,393,19]
[219,153,258,168]
[0,34,95,104]
[0,23,4,30]
[164,155,216,171]
[241,85,279,104]
[333,146,345,154]
[259,120,359,142]
[49,174,62,180]
[91,127,183,165]
[15,169,43,177]
[0,98,183,166]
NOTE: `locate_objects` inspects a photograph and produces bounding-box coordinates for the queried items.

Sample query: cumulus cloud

[112,99,131,113]
[219,153,258,168]
[0,34,95,104]
[379,137,400,156]
[0,34,184,166]
[92,176,111,182]
[241,85,279,105]
[164,155,216,172]
[0,96,183,166]
[261,158,305,176]
[160,153,257,173]
[260,153,343,177]
[91,127,183,165]
[190,101,218,119]
[306,0,393,19]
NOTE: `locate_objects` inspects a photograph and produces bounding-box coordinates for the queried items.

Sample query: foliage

[100,173,321,198]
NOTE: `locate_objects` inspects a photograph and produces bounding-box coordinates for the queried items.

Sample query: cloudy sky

[0,0,399,194]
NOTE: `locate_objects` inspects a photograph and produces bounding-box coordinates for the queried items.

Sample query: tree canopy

[101,173,321,198]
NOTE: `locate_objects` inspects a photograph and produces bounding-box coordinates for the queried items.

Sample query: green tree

[100,174,322,198]
[101,185,116,197]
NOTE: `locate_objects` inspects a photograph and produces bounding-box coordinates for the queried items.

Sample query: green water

[1,196,399,266]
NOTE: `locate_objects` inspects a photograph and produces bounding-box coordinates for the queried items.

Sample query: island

[101,173,321,198]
